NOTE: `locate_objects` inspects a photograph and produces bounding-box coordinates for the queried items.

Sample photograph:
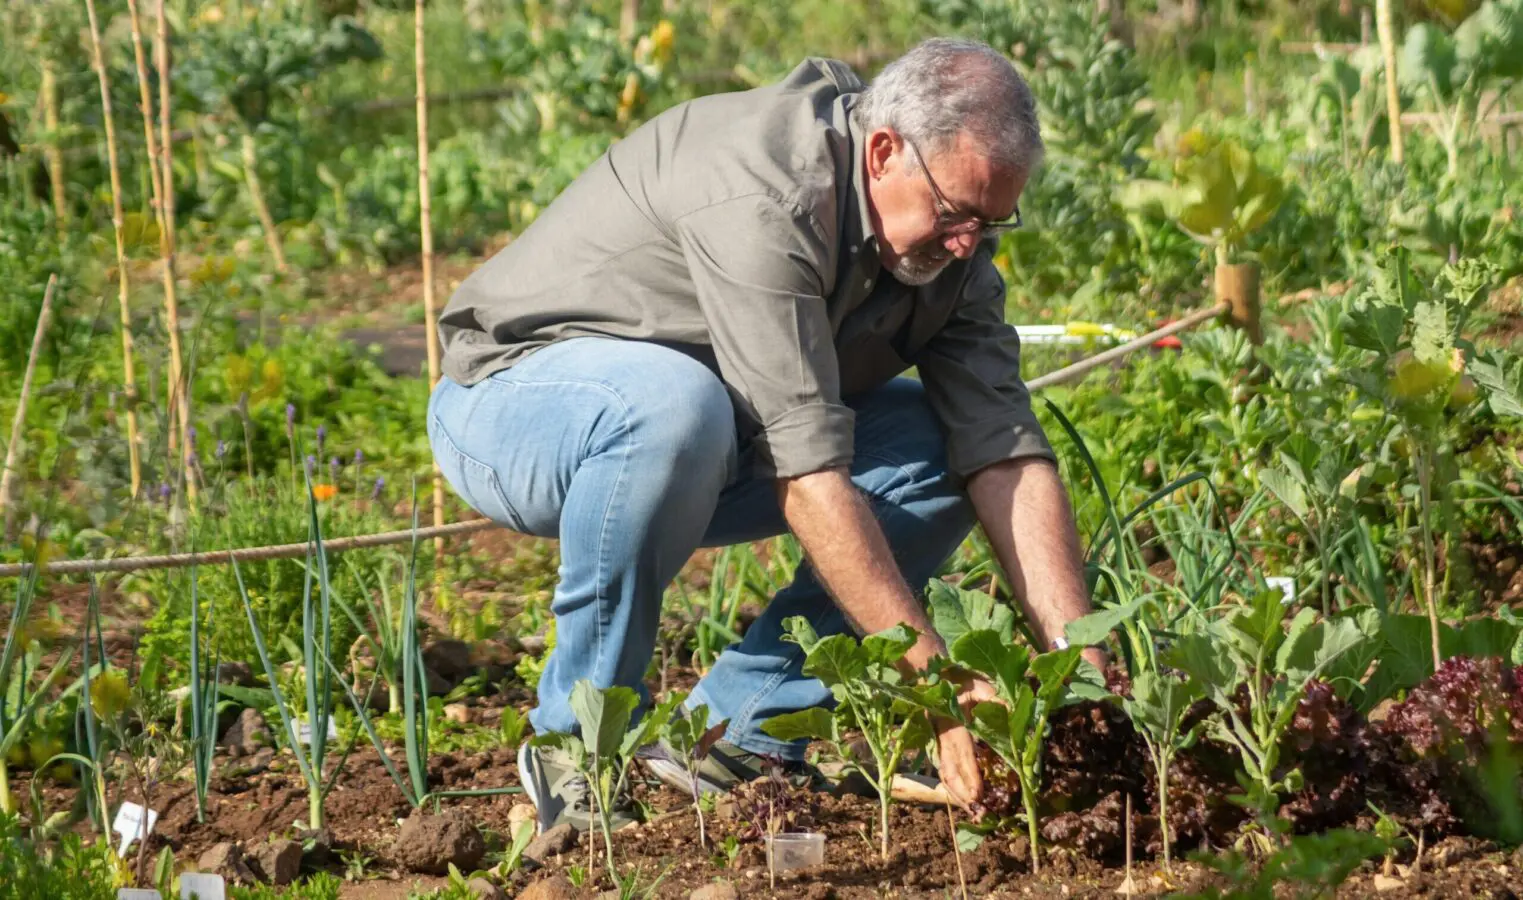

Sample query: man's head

[854,38,1043,285]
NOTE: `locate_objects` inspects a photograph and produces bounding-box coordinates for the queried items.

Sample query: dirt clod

[517,875,577,900]
[393,810,487,875]
[424,638,475,683]
[220,708,270,758]
[198,842,257,884]
[524,822,578,864]
[468,875,509,899]
[250,838,302,885]
[689,881,739,900]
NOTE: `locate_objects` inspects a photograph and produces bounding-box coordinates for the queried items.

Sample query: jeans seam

[587,389,635,687]
[428,412,528,532]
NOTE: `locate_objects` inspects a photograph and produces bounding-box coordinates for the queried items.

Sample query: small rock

[468,876,508,900]
[426,667,453,697]
[1006,833,1031,864]
[424,639,474,683]
[394,810,486,875]
[523,822,578,864]
[220,708,270,758]
[294,827,335,865]
[1372,874,1405,892]
[471,640,520,667]
[690,881,740,900]
[444,703,473,725]
[251,839,302,885]
[517,876,577,900]
[198,842,257,884]
[508,803,538,837]
[743,867,760,880]
[215,661,255,687]
[595,890,622,900]
[714,797,738,820]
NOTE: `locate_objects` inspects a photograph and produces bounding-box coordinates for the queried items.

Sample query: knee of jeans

[625,360,736,470]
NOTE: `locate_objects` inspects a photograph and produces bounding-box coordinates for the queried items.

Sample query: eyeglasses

[904,136,1023,238]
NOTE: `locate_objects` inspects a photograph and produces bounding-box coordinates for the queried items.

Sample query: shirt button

[863,278,873,289]
[849,245,859,254]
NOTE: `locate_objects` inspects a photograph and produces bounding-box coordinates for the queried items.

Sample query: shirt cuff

[947,410,1056,477]
[753,402,856,478]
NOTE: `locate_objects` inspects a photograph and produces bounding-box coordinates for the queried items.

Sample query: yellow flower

[312,483,339,502]
[651,20,675,66]
[90,670,132,719]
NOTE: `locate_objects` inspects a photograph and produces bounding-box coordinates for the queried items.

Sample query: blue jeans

[427,338,975,759]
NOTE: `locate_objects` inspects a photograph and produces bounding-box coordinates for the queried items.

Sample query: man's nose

[943,231,979,259]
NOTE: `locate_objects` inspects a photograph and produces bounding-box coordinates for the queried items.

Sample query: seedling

[655,701,727,848]
[761,617,935,861]
[1122,669,1205,871]
[946,631,1082,874]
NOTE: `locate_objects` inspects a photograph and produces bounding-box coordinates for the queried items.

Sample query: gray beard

[890,251,953,286]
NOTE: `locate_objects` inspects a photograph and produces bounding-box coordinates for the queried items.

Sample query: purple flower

[329,456,340,482]
[158,483,171,502]
[216,440,227,459]
[187,426,197,449]
[305,455,316,477]
[371,477,385,501]
[316,425,327,457]
[285,404,296,437]
[353,449,363,466]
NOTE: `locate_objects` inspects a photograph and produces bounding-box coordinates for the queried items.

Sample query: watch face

[1051,637,1070,650]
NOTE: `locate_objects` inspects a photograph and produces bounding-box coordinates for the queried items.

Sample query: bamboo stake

[154,0,196,504]
[240,131,289,273]
[84,0,143,498]
[416,0,446,547]
[124,0,166,218]
[1,276,59,534]
[1376,0,1405,164]
[41,60,66,228]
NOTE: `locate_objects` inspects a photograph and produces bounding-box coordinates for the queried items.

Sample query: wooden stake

[154,0,195,504]
[1215,261,1263,346]
[84,0,144,499]
[620,0,641,44]
[1376,0,1405,165]
[416,0,446,548]
[1,276,59,534]
[41,60,66,228]
[945,799,970,900]
[124,0,166,220]
[240,131,289,274]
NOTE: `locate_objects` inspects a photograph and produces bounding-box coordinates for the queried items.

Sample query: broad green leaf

[1410,301,1453,365]
[1446,616,1523,660]
[862,624,918,670]
[1030,647,1083,705]
[1470,351,1523,419]
[1125,670,1204,741]
[760,707,837,743]
[1064,595,1149,647]
[1338,301,1406,356]
[954,821,989,853]
[967,701,1017,762]
[782,616,823,653]
[1225,591,1289,662]
[1359,615,1443,712]
[1164,633,1238,700]
[1280,615,1377,687]
[927,580,1015,646]
[1318,607,1385,701]
[622,692,681,759]
[799,634,868,687]
[1260,467,1311,521]
[1400,23,1459,98]
[570,680,638,760]
[949,630,1029,700]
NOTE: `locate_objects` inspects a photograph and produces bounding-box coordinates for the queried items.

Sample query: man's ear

[865,128,898,181]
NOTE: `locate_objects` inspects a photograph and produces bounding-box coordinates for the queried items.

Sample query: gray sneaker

[517,742,641,833]
[644,737,824,796]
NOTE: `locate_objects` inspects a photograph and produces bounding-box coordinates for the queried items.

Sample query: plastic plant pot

[766,831,825,871]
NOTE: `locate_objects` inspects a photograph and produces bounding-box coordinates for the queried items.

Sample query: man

[428,36,1104,832]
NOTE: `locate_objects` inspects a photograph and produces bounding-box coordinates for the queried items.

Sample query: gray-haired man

[428,37,1104,831]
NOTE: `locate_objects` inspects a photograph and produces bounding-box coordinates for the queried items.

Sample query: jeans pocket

[429,414,527,532]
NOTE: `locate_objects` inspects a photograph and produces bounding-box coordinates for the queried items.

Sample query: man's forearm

[966,457,1094,651]
[777,468,946,669]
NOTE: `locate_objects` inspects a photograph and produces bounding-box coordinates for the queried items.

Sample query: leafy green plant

[656,700,727,849]
[944,634,1081,874]
[187,558,220,823]
[1174,828,1389,900]
[1258,436,1368,615]
[533,680,677,884]
[761,617,935,861]
[0,569,75,815]
[1164,593,1378,848]
[0,811,120,900]
[1122,669,1205,871]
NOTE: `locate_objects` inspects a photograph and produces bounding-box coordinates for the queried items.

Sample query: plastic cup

[766,832,825,871]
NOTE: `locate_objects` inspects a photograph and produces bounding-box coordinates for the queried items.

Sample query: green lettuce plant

[761,617,936,861]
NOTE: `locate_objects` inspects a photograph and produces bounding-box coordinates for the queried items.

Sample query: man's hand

[935,721,984,809]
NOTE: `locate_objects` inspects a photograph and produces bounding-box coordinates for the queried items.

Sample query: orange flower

[312,484,339,502]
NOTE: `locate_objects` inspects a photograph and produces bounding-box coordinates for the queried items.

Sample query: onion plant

[188,556,220,823]
[0,567,75,815]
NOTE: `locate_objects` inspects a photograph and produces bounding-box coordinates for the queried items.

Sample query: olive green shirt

[439,58,1054,479]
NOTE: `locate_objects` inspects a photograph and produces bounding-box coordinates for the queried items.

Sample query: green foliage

[1123,669,1205,869]
[761,617,935,860]
[1175,829,1389,900]
[658,701,727,848]
[0,812,119,900]
[230,872,343,900]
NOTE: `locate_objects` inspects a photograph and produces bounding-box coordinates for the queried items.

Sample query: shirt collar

[843,97,878,260]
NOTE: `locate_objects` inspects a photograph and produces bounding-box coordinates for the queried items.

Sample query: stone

[198,842,256,884]
[523,822,578,864]
[215,661,255,687]
[517,876,577,900]
[251,838,302,885]
[690,881,740,900]
[220,708,270,758]
[393,810,487,875]
[426,667,453,697]
[294,827,335,865]
[508,803,538,837]
[468,876,508,900]
[1372,874,1405,892]
[444,703,473,725]
[423,639,474,683]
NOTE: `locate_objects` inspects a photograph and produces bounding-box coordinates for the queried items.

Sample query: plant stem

[1417,445,1442,670]
[0,275,57,538]
[1022,772,1041,875]
[240,131,289,274]
[0,761,12,815]
[1156,747,1172,872]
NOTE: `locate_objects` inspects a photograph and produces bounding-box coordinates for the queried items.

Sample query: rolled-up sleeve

[914,251,1055,476]
[675,195,854,478]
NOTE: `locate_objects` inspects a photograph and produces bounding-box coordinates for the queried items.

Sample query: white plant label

[295,718,339,745]
[117,890,163,900]
[1266,576,1296,605]
[112,801,158,857]
[179,873,227,900]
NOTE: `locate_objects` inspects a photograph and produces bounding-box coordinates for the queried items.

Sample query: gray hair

[854,37,1044,174]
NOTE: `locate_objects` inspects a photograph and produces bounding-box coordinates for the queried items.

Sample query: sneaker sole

[517,742,556,831]
[645,753,738,796]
